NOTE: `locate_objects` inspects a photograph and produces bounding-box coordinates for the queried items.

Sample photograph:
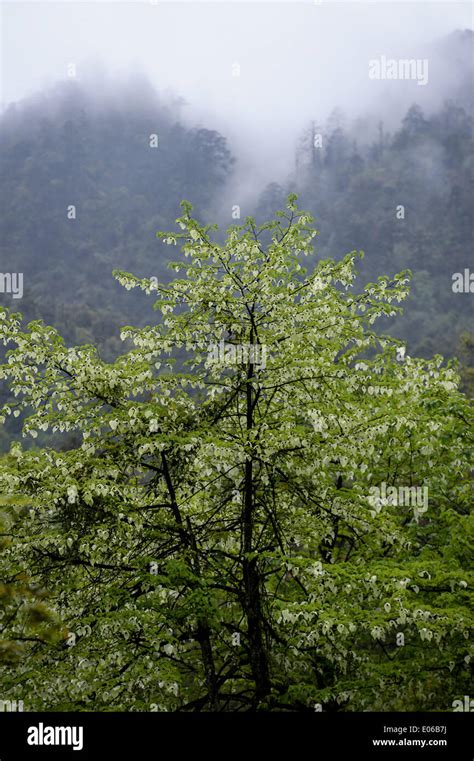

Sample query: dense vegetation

[0,200,471,711]
[0,30,472,711]
[0,77,234,356]
[0,49,472,367]
[259,98,473,359]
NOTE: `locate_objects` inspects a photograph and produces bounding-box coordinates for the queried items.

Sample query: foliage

[0,456,62,666]
[257,99,474,359]
[0,199,471,711]
[0,79,234,357]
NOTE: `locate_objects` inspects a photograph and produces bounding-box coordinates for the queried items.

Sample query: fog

[0,1,472,432]
[1,1,472,202]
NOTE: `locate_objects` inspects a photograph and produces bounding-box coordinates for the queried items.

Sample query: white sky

[1,1,472,190]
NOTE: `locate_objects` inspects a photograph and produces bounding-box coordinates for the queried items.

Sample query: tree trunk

[242,335,271,705]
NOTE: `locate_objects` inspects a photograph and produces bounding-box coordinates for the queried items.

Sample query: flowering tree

[0,197,471,710]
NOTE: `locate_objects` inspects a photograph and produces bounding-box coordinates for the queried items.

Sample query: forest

[0,24,472,715]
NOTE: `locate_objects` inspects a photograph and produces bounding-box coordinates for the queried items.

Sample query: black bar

[0,712,472,760]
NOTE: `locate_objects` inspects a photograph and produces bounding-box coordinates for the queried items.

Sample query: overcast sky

[1,1,472,190]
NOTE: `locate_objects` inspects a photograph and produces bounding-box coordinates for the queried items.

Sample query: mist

[2,0,472,205]
[0,3,473,723]
[0,0,472,365]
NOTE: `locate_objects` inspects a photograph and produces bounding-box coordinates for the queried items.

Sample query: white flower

[67,486,78,504]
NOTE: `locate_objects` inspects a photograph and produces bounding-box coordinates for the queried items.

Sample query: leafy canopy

[0,196,471,711]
